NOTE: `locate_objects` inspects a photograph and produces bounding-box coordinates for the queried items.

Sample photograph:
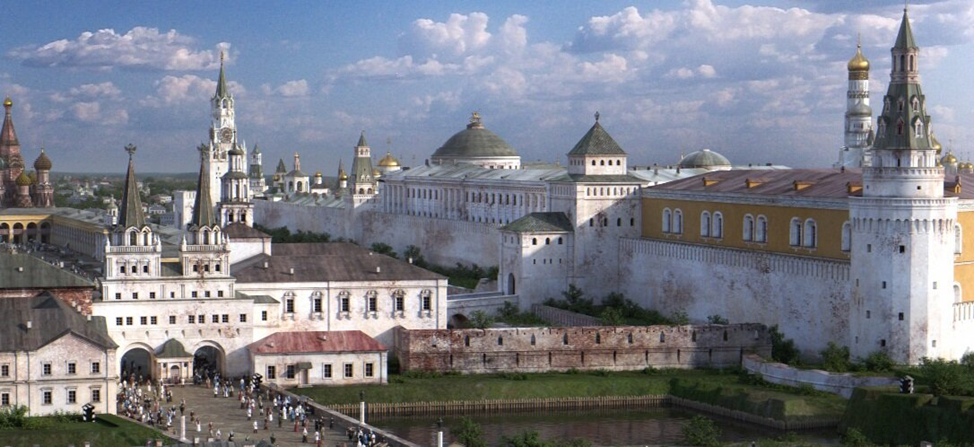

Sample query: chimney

[17,267,23,272]
[289,268,295,275]
[26,321,32,330]
[375,266,381,274]
[263,261,269,269]
[408,257,413,264]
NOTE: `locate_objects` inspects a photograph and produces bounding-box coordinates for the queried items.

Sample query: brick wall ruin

[393,324,772,373]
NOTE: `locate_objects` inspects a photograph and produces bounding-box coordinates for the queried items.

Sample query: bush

[862,351,894,372]
[497,372,529,381]
[452,417,487,447]
[387,355,401,375]
[600,307,625,325]
[401,370,442,379]
[842,428,874,447]
[682,415,721,447]
[706,314,729,325]
[670,311,690,325]
[403,245,427,268]
[564,368,580,375]
[919,357,971,396]
[588,369,610,377]
[468,310,495,329]
[641,366,659,375]
[961,352,974,370]
[369,242,398,259]
[820,342,852,372]
[769,325,800,365]
[0,405,28,429]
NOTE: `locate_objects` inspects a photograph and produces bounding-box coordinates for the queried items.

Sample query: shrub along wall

[841,387,974,445]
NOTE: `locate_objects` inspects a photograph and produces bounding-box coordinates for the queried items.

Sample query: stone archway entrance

[448,313,470,329]
[194,345,224,381]
[120,346,154,384]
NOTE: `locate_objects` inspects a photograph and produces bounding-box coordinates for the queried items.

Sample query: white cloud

[262,79,310,97]
[70,101,128,125]
[143,74,245,106]
[51,82,123,102]
[399,12,492,59]
[8,27,229,71]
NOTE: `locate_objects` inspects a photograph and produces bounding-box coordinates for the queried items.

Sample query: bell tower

[204,51,237,209]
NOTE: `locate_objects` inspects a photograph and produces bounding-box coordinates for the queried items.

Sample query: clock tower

[203,51,241,209]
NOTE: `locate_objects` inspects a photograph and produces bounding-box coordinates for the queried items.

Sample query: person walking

[302,426,308,443]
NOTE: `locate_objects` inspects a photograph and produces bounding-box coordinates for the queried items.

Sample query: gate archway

[193,342,226,380]
[120,345,154,384]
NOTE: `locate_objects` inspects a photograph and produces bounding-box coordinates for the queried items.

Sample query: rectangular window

[131,266,137,274]
[198,315,205,323]
[222,314,229,323]
[239,314,247,323]
[42,364,51,376]
[368,296,377,312]
[205,291,211,298]
[313,298,322,313]
[67,362,76,375]
[218,290,224,297]
[344,363,353,378]
[212,314,220,323]
[1,393,8,406]
[115,293,121,300]
[0,365,8,377]
[132,292,138,300]
[286,299,295,313]
[365,363,374,378]
[91,389,101,403]
[286,365,295,379]
[140,316,147,325]
[150,316,157,325]
[119,266,125,274]
[323,364,332,379]
[170,292,176,298]
[340,297,349,313]
[42,390,52,405]
[91,362,100,374]
[143,265,148,273]
[267,365,276,379]
[116,317,123,326]
[422,296,431,311]
[149,292,156,299]
[261,311,268,321]
[126,317,133,326]
[67,389,76,404]
[192,264,199,272]
[169,315,176,324]
[395,296,404,312]
[191,291,198,298]
[188,316,195,324]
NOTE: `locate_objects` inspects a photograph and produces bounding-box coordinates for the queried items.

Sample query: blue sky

[2,0,973,173]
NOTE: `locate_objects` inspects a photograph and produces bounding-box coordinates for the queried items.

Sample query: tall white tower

[249,143,265,197]
[849,8,957,364]
[836,39,874,168]
[217,143,253,227]
[204,52,239,210]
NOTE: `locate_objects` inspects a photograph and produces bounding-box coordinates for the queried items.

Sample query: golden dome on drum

[338,170,348,181]
[941,152,957,165]
[377,151,400,168]
[3,96,12,107]
[372,168,381,177]
[847,43,870,72]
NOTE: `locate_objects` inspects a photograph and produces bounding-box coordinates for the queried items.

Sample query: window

[204,291,211,298]
[67,362,76,375]
[1,364,8,377]
[91,389,101,403]
[367,291,378,312]
[285,298,295,313]
[140,316,147,325]
[841,221,852,252]
[394,291,405,312]
[42,390,52,405]
[266,365,276,379]
[261,311,268,321]
[143,265,148,273]
[286,365,295,379]
[700,211,711,237]
[803,219,817,248]
[421,290,432,311]
[150,316,157,325]
[91,362,100,374]
[149,292,156,299]
[1,393,8,406]
[188,315,195,324]
[313,297,322,313]
[365,363,374,378]
[743,215,754,241]
[119,265,125,274]
[116,317,123,326]
[673,210,683,234]
[240,314,247,323]
[344,363,354,378]
[67,389,76,404]
[712,212,723,239]
[169,316,176,324]
[789,218,802,246]
[115,293,121,300]
[956,224,963,255]
[323,364,333,379]
[191,291,198,298]
[222,314,229,323]
[217,290,224,297]
[340,293,350,312]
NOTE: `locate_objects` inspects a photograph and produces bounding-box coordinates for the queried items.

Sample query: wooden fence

[329,395,839,431]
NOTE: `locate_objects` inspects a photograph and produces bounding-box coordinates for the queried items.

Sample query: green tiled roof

[895,9,917,49]
[190,159,217,228]
[0,253,94,289]
[568,121,626,156]
[432,117,518,159]
[118,145,146,229]
[156,339,191,359]
[502,212,573,233]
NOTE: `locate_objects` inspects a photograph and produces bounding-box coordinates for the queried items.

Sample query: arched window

[803,219,817,248]
[915,119,924,137]
[662,208,672,233]
[545,238,551,245]
[743,215,754,242]
[617,217,622,227]
[700,211,711,237]
[674,210,684,234]
[600,160,605,166]
[532,238,537,245]
[841,221,852,252]
[712,212,723,239]
[789,218,802,247]
[956,224,963,255]
[899,55,905,72]
[955,284,963,303]
[897,121,904,136]
[557,237,563,245]
[912,97,920,111]
[591,160,596,166]
[909,54,914,71]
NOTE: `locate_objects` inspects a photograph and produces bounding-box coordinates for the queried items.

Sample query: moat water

[370,407,842,446]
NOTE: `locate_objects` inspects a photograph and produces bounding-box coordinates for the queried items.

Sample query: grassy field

[292,369,847,422]
[1,414,166,447]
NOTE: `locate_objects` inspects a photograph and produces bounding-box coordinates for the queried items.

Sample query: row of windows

[589,217,635,227]
[661,208,822,249]
[1,388,101,406]
[113,290,226,300]
[3,361,102,377]
[585,186,635,197]
[284,291,433,314]
[266,362,374,380]
[531,237,563,246]
[568,158,623,166]
[115,314,252,326]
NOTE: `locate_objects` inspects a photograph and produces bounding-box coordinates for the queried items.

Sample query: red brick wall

[394,324,772,373]
[0,287,95,315]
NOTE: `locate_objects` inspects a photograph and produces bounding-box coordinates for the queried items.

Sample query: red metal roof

[248,330,386,355]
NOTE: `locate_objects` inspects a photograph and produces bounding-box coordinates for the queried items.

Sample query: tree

[403,245,427,268]
[468,310,495,329]
[452,417,487,447]
[500,431,550,447]
[370,242,398,259]
[769,325,800,365]
[682,415,721,447]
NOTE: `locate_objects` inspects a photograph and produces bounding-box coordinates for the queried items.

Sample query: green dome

[679,149,731,169]
[15,170,31,186]
[33,149,52,171]
[432,114,518,160]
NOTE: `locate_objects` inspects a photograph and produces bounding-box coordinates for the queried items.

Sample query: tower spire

[118,144,146,229]
[215,50,230,99]
[191,145,217,228]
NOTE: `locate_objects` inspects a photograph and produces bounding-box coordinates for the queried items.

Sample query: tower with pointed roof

[248,143,266,197]
[348,131,377,204]
[1,96,25,207]
[218,142,254,227]
[849,9,957,363]
[182,149,230,277]
[204,51,243,211]
[836,38,874,168]
[103,145,162,289]
[33,149,54,208]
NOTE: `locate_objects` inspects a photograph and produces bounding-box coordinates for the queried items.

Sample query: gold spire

[2,96,11,107]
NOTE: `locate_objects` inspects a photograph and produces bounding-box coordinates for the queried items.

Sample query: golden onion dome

[3,96,12,107]
[377,151,400,167]
[314,171,322,177]
[15,170,31,186]
[338,169,348,181]
[931,133,943,154]
[847,43,870,72]
[941,152,958,165]
[372,168,381,178]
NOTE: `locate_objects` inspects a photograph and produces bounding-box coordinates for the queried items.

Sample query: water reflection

[370,407,841,446]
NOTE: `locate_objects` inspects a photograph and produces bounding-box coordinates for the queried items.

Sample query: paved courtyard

[167,385,353,447]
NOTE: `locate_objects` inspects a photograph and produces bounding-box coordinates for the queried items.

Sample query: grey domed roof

[679,149,731,169]
[849,101,872,117]
[432,114,518,159]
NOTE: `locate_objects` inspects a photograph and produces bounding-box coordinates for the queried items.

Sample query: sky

[2,0,974,174]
